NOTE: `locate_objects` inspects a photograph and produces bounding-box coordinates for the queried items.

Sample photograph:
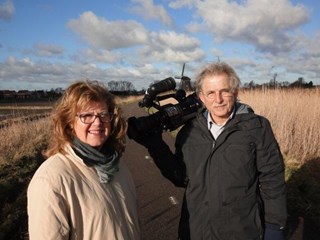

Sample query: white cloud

[139,31,205,63]
[0,55,171,90]
[185,21,203,33]
[23,44,64,57]
[304,31,320,57]
[0,0,14,21]
[210,48,223,59]
[143,47,204,62]
[75,48,122,64]
[67,11,204,65]
[67,11,149,50]
[0,56,112,89]
[2,57,64,77]
[171,0,310,54]
[169,0,194,9]
[130,0,173,27]
[152,31,199,50]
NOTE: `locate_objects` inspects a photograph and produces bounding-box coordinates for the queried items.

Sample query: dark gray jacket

[145,102,287,240]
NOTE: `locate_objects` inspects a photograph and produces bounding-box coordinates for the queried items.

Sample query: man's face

[199,74,237,125]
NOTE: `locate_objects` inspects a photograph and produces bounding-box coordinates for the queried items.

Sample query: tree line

[0,77,317,102]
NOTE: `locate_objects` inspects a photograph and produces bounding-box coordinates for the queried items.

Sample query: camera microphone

[139,77,176,107]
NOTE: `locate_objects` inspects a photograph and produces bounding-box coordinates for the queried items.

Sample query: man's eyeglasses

[77,112,114,124]
[202,89,234,99]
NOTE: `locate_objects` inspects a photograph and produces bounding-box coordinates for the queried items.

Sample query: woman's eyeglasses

[77,112,114,124]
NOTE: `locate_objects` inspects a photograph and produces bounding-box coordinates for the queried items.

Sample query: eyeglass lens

[78,113,113,124]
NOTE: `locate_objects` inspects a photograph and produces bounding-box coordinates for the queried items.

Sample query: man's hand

[264,223,284,240]
[127,116,163,148]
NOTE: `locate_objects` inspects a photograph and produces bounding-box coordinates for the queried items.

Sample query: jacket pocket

[219,141,257,205]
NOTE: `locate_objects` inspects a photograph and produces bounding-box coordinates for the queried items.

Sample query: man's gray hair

[195,62,241,94]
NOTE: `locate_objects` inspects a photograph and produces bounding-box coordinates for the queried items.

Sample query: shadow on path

[285,157,320,240]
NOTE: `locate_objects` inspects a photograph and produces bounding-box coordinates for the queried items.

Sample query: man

[130,62,287,240]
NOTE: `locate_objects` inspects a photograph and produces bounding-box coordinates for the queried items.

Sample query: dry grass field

[239,88,320,165]
[0,89,319,239]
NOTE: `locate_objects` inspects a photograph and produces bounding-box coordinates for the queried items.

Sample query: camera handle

[152,89,186,110]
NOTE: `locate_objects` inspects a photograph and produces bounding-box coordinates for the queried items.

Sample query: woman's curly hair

[44,80,127,158]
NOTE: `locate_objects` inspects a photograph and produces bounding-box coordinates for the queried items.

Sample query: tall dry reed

[239,88,320,164]
[115,95,143,106]
[0,116,52,165]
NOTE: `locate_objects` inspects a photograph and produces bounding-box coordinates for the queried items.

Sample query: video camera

[127,77,203,139]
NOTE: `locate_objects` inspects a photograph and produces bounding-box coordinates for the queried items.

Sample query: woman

[27,80,140,239]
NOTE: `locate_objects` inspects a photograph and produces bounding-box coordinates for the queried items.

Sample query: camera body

[127,77,203,139]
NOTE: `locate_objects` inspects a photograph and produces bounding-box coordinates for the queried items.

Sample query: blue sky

[0,0,319,90]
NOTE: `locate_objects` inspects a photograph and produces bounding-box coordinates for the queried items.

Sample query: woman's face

[72,101,112,149]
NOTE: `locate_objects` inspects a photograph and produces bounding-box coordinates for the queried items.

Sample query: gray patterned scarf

[72,137,120,183]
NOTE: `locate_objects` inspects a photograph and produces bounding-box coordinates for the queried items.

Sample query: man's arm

[130,130,187,188]
[256,118,287,239]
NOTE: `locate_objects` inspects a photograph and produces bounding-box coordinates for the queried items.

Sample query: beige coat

[27,145,140,240]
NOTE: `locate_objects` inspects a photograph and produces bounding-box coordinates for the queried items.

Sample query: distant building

[0,90,16,99]
[17,90,32,99]
[34,90,47,99]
